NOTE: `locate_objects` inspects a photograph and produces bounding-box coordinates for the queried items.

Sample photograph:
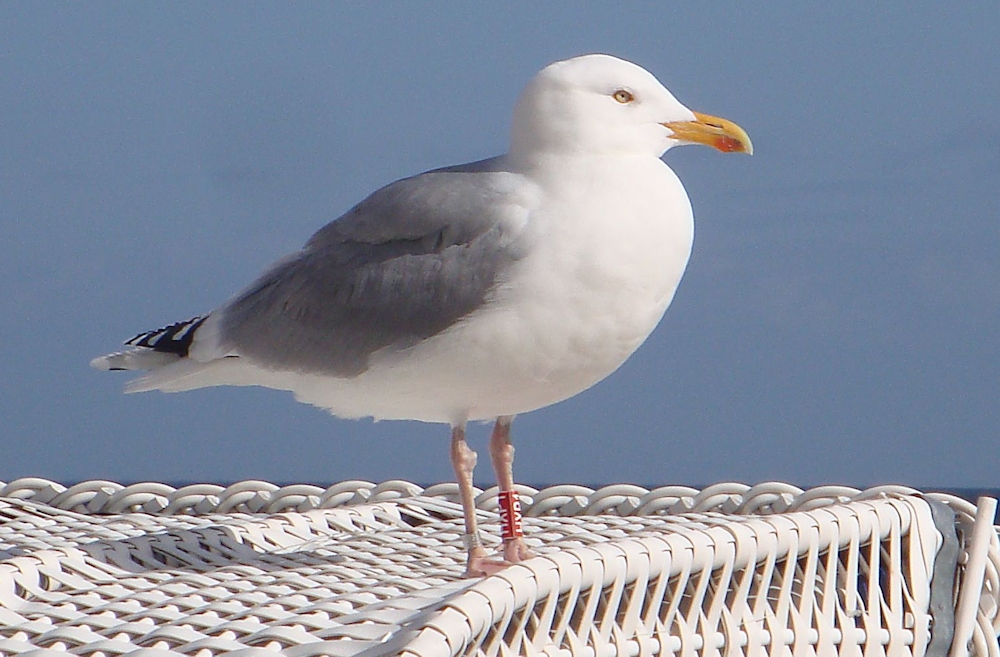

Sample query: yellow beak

[662,111,753,155]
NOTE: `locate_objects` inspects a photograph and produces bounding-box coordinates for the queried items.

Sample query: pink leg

[450,424,507,577]
[488,416,534,564]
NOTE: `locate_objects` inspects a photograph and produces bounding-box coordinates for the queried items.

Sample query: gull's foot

[464,545,510,578]
[502,537,534,564]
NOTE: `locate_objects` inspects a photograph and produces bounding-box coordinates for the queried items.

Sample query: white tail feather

[123,357,250,393]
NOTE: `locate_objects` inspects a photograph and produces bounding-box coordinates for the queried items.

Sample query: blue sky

[1,4,998,488]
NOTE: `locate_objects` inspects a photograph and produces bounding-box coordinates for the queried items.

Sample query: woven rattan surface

[1,479,998,656]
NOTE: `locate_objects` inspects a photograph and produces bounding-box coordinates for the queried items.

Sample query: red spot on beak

[715,135,744,153]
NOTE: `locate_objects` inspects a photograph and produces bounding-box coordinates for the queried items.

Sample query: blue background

[2,4,998,488]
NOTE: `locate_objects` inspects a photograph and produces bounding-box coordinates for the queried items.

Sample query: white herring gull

[92,54,752,577]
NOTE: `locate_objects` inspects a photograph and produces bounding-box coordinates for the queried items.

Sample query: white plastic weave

[1,479,998,657]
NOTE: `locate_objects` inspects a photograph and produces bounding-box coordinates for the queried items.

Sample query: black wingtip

[125,316,208,357]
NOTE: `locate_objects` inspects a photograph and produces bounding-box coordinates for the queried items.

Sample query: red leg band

[498,490,524,540]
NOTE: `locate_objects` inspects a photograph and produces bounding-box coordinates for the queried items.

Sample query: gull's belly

[329,257,682,424]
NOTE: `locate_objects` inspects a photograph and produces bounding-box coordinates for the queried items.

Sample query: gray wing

[217,160,530,377]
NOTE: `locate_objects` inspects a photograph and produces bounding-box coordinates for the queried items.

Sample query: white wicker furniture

[1,479,997,656]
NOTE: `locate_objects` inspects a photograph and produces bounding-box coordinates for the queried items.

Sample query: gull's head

[511,54,752,159]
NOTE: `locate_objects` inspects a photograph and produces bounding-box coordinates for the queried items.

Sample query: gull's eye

[613,89,635,104]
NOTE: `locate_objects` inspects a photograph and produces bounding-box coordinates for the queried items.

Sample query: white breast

[475,156,693,404]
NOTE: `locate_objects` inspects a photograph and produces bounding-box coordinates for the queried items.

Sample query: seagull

[92,54,752,577]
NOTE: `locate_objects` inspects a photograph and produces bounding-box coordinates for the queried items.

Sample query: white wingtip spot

[90,348,184,373]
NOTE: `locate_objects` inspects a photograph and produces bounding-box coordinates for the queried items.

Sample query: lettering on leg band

[497,490,524,540]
